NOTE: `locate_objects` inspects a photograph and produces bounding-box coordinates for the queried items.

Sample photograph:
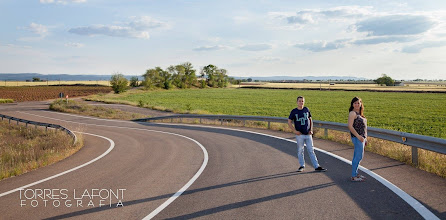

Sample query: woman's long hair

[349,97,365,117]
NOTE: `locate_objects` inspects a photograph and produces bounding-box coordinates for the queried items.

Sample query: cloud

[239,43,272,51]
[354,15,435,36]
[27,22,49,37]
[281,6,371,25]
[295,39,348,52]
[68,16,166,39]
[64,42,84,48]
[353,36,417,45]
[401,41,446,53]
[255,56,281,62]
[193,45,227,51]
[40,0,86,4]
[17,22,49,41]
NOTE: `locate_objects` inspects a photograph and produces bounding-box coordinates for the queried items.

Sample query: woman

[348,97,367,182]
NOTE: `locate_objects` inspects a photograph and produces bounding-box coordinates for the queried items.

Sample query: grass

[0,120,83,180]
[49,99,151,120]
[88,88,446,139]
[0,99,14,103]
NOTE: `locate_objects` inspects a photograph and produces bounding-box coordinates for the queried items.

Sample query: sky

[1,0,446,80]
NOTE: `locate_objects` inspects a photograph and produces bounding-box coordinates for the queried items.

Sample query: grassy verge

[0,120,83,180]
[0,99,14,103]
[49,99,150,120]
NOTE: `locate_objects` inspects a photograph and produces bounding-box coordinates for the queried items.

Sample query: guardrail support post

[17,121,19,125]
[171,118,173,123]
[26,122,28,128]
[412,146,419,166]
[243,120,246,127]
[324,128,328,138]
[268,121,271,129]
[221,118,223,125]
[199,118,202,124]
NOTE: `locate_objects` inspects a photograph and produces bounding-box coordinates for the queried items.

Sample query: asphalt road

[0,101,445,219]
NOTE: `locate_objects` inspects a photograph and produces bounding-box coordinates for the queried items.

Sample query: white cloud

[68,16,166,39]
[255,56,281,62]
[64,42,84,48]
[27,22,49,37]
[401,41,446,53]
[17,22,49,41]
[40,0,86,4]
[194,45,227,51]
[354,15,435,36]
[353,36,418,45]
[239,43,272,51]
[276,6,372,26]
[295,39,348,52]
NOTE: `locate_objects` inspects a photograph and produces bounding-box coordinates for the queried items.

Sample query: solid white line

[148,122,440,220]
[16,111,209,219]
[142,134,208,220]
[17,111,439,219]
[0,132,115,198]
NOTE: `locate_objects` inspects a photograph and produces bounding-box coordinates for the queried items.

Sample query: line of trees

[110,62,238,93]
[141,62,232,90]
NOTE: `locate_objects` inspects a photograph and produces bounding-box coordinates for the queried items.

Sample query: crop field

[1,80,111,87]
[0,86,112,102]
[95,88,446,139]
[235,82,446,92]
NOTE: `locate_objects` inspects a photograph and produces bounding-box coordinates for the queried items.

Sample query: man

[288,96,327,172]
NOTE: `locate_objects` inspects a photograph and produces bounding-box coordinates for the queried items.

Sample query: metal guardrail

[135,114,446,165]
[0,114,77,144]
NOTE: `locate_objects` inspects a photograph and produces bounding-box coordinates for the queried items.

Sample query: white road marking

[0,132,115,198]
[16,111,209,220]
[17,111,439,220]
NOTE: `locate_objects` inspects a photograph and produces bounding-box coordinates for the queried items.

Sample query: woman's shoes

[351,176,365,182]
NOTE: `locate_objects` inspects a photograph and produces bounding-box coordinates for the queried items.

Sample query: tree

[374,74,395,86]
[32,77,41,82]
[110,73,129,93]
[200,64,229,88]
[130,76,139,87]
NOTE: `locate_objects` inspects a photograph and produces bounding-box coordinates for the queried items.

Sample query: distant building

[394,81,405,86]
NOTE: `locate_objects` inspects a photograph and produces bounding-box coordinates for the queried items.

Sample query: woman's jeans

[296,135,320,169]
[351,137,365,177]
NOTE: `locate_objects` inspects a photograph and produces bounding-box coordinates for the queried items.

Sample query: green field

[94,88,446,139]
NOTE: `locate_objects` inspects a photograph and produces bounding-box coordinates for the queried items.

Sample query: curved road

[0,101,445,219]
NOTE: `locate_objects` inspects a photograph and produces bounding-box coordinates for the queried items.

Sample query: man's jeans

[296,135,320,169]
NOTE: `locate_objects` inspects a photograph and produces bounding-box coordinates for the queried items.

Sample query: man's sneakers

[298,166,327,172]
[315,167,327,172]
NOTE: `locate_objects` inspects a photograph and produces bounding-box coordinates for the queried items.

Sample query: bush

[110,73,129,93]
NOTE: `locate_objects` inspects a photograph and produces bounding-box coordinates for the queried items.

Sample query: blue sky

[1,0,446,80]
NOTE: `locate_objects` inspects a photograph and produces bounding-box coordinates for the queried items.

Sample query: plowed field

[0,86,112,102]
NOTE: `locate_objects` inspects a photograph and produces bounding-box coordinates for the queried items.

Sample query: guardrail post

[171,118,173,123]
[9,119,11,124]
[324,128,328,138]
[26,122,28,128]
[221,118,223,125]
[412,146,419,166]
[268,121,271,129]
[243,120,246,127]
[17,120,19,125]
[200,118,202,124]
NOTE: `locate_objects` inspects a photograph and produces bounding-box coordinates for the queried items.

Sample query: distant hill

[0,73,140,81]
[0,73,367,82]
[232,76,368,81]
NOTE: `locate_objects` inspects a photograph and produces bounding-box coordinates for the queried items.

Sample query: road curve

[0,101,445,219]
